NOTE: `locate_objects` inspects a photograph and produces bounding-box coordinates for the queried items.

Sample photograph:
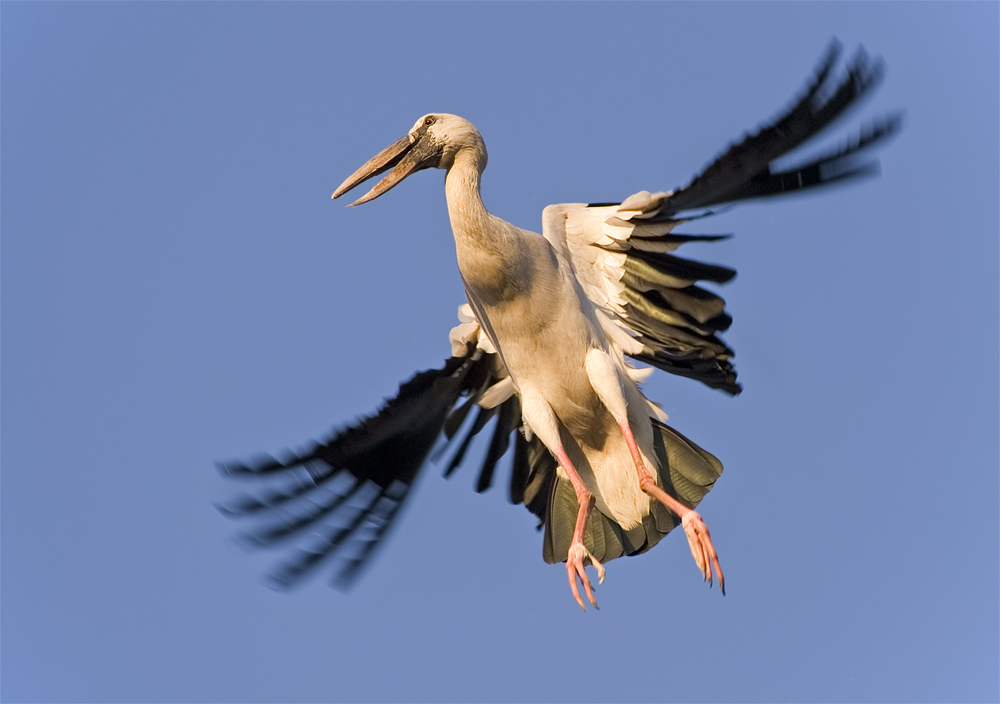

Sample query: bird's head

[332,114,486,206]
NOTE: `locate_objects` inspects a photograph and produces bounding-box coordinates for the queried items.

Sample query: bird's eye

[424,117,435,126]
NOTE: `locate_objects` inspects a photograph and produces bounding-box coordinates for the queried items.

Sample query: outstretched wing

[542,40,901,394]
[218,342,522,589]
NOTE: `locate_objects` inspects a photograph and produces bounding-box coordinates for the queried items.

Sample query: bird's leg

[584,348,723,593]
[552,445,605,611]
[520,389,604,610]
[617,419,725,593]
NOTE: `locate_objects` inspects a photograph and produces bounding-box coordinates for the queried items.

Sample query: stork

[219,42,899,610]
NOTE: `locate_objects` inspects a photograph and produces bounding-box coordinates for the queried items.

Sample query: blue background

[3,2,997,702]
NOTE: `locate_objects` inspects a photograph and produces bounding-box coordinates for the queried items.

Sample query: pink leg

[552,445,606,611]
[618,420,725,594]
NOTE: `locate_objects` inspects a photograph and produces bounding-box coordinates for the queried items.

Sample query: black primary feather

[656,41,900,217]
[218,345,488,588]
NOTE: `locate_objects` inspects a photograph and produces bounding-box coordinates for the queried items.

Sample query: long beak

[332,135,423,206]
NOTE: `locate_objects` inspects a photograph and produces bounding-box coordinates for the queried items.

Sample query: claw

[681,511,725,594]
[593,556,606,585]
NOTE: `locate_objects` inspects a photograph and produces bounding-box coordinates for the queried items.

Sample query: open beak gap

[332,135,418,206]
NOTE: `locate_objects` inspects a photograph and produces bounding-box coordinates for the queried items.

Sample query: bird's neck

[443,147,523,301]
[444,148,494,244]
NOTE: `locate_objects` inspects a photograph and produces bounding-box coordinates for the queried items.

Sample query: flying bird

[219,41,899,610]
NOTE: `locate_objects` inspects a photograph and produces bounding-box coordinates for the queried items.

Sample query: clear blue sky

[3,3,997,702]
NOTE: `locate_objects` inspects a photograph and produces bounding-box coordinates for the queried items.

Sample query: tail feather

[540,419,723,565]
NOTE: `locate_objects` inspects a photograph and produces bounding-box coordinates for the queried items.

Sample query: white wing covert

[542,197,741,394]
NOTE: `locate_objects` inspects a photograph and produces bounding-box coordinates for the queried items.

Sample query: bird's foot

[622,417,725,595]
[636,471,726,595]
[680,510,725,594]
[566,542,606,611]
